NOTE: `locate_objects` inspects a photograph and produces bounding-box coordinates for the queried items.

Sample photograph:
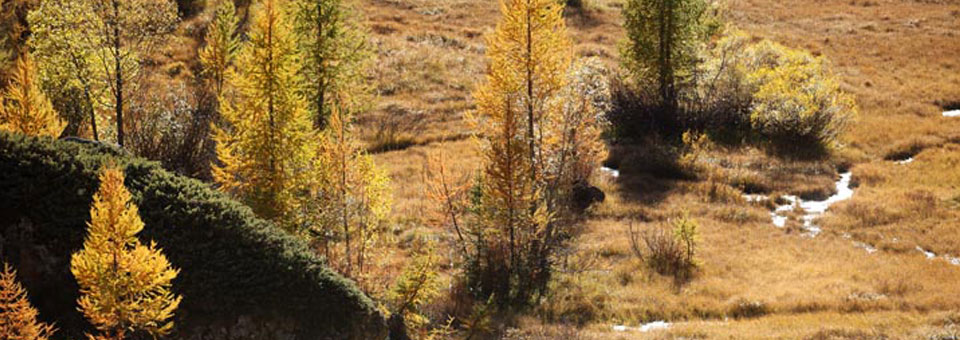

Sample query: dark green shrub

[0,132,386,340]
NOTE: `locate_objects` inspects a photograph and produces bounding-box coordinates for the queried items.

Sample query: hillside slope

[0,133,387,340]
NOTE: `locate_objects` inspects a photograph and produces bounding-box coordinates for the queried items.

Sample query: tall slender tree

[71,164,181,340]
[0,52,64,137]
[470,0,572,306]
[621,0,717,117]
[312,102,390,279]
[213,0,317,228]
[291,0,371,129]
[199,0,240,97]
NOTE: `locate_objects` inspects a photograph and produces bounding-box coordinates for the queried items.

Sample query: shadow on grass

[603,141,688,205]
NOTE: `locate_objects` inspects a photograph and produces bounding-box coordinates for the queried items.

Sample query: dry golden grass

[130,0,960,337]
[354,0,960,337]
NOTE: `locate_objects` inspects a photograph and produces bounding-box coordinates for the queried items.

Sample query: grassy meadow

[2,0,959,338]
[355,0,960,338]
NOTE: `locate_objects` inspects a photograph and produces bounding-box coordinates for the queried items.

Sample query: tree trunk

[113,0,124,147]
[315,2,327,130]
[526,0,536,182]
[86,86,98,141]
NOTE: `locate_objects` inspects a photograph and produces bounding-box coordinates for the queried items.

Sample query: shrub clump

[742,39,857,152]
[628,214,700,282]
[608,28,857,158]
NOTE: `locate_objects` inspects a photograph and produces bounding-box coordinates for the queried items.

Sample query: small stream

[763,172,854,237]
[915,246,960,266]
[605,157,957,333]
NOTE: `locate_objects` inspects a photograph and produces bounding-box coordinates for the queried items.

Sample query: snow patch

[640,321,671,332]
[895,157,914,165]
[853,242,878,254]
[916,247,960,266]
[917,246,936,259]
[600,166,620,178]
[612,321,671,333]
[771,214,788,228]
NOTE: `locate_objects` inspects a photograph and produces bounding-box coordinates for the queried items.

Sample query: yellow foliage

[213,0,318,228]
[199,0,240,96]
[0,53,63,137]
[469,0,587,305]
[312,104,391,279]
[744,40,857,148]
[0,263,56,340]
[472,0,571,239]
[70,164,181,340]
[388,240,441,338]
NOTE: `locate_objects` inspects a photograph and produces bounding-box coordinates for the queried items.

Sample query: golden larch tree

[0,53,64,137]
[213,0,317,229]
[199,0,240,97]
[70,164,181,340]
[469,0,573,306]
[0,263,56,340]
[312,103,390,280]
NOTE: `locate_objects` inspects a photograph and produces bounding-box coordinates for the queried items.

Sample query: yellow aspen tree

[199,0,240,97]
[29,0,178,146]
[313,103,390,280]
[70,164,181,340]
[0,263,56,340]
[213,0,317,230]
[29,0,102,140]
[0,52,64,137]
[469,0,572,306]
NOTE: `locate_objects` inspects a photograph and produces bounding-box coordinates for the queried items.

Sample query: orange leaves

[0,264,56,340]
